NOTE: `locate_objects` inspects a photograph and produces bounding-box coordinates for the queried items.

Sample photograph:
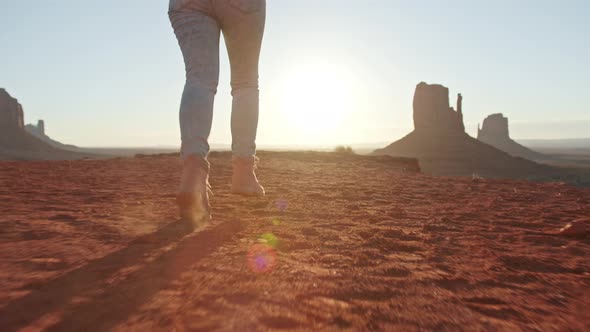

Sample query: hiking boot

[232,156,265,196]
[177,155,211,226]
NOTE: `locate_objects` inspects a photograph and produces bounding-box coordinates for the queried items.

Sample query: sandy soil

[0,152,588,331]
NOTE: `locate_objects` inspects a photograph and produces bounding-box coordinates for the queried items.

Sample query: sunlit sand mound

[0,151,588,331]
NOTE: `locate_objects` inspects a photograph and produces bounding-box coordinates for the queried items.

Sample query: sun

[278,63,356,139]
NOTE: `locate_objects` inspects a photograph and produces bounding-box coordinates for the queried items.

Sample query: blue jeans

[169,0,266,158]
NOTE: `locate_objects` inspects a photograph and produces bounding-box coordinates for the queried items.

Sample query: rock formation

[25,119,78,150]
[478,114,509,139]
[413,82,465,135]
[0,88,24,129]
[374,82,556,180]
[477,113,545,161]
[0,89,86,160]
[25,120,45,136]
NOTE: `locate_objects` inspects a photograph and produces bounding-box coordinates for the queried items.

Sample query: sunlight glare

[279,63,357,139]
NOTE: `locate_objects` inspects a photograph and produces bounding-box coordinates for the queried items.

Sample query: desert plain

[0,151,588,331]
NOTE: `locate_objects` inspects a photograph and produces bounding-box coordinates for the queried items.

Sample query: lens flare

[258,233,279,248]
[276,199,288,211]
[247,244,277,273]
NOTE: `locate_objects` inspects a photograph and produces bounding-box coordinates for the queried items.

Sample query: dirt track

[0,152,589,331]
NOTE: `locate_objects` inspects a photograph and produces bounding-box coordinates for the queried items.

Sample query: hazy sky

[1,0,589,147]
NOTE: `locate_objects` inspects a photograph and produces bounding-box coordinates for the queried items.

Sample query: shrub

[334,145,355,154]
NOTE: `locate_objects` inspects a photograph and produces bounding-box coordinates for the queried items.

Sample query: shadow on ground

[0,219,244,331]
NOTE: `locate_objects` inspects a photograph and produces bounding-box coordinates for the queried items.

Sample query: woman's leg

[169,8,221,158]
[169,5,221,223]
[216,0,266,157]
[216,0,267,196]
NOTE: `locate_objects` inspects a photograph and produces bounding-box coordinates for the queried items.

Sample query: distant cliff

[25,120,78,150]
[477,113,545,161]
[374,82,555,179]
[0,89,87,160]
[413,82,465,135]
[25,120,45,136]
[0,88,24,129]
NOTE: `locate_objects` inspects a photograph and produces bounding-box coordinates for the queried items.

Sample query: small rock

[559,218,590,237]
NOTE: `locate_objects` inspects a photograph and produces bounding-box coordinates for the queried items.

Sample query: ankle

[185,154,210,171]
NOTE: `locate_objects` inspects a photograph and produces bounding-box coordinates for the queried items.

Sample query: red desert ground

[0,152,589,331]
[1,86,589,331]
